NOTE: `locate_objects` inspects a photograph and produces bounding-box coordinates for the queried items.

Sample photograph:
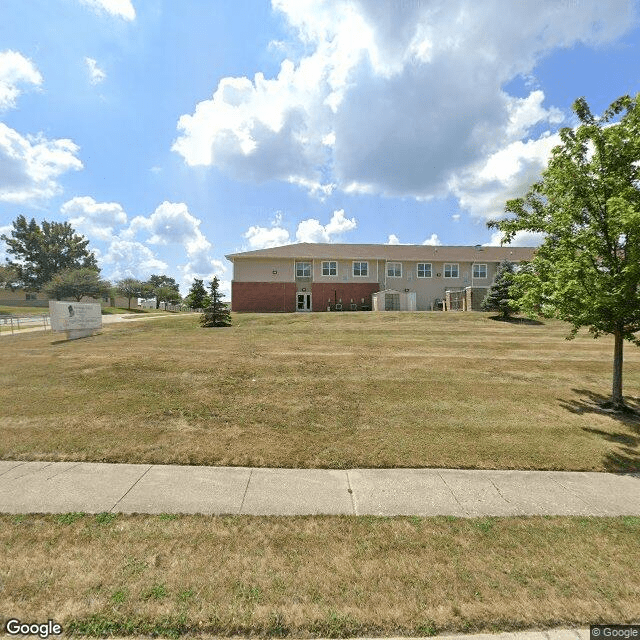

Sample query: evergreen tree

[1,215,98,290]
[185,278,210,310]
[481,260,517,318]
[201,276,231,327]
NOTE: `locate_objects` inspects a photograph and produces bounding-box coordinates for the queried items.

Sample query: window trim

[386,262,402,278]
[352,261,369,277]
[444,263,459,278]
[295,261,312,278]
[321,260,337,277]
[473,263,487,279]
[417,263,432,278]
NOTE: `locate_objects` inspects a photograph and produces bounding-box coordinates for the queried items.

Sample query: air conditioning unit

[335,303,343,311]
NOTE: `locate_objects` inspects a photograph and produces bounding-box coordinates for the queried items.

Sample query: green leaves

[488,93,640,406]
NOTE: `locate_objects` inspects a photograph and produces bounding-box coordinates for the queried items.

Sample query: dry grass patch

[1,514,638,637]
[1,312,640,470]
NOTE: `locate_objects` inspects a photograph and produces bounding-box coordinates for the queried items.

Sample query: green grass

[1,311,639,471]
[0,304,49,316]
[1,514,638,637]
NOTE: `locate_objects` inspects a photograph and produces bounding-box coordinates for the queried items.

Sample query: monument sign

[49,301,102,340]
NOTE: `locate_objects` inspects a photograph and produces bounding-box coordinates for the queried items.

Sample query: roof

[225,242,536,262]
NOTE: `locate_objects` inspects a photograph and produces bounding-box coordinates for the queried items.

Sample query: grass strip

[1,514,638,637]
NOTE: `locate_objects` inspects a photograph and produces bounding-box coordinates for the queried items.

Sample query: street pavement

[0,461,638,516]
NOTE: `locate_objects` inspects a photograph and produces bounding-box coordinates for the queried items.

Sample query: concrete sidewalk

[1,461,639,516]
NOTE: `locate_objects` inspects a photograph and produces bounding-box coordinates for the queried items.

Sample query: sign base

[66,328,96,340]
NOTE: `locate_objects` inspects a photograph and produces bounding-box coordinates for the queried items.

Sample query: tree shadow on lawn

[559,388,640,472]
[487,315,545,326]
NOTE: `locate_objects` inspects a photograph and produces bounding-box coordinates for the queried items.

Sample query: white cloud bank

[79,0,136,21]
[243,209,357,250]
[0,124,83,202]
[173,0,634,218]
[0,50,83,203]
[0,50,42,111]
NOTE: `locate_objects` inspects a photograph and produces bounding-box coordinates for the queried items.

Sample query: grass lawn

[1,311,639,471]
[0,304,50,316]
[1,514,638,637]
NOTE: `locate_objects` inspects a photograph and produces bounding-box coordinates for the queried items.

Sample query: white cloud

[0,50,42,111]
[422,234,442,246]
[449,131,562,220]
[485,230,545,247]
[295,208,356,242]
[241,208,357,249]
[387,234,401,245]
[127,201,212,257]
[80,0,135,20]
[244,224,291,250]
[0,123,83,203]
[85,57,106,85]
[452,214,461,222]
[173,0,632,206]
[61,196,127,241]
[102,239,167,281]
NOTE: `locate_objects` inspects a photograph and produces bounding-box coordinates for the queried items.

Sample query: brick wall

[231,281,297,312]
[311,283,380,311]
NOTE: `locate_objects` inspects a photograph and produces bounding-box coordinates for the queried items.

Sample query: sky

[0,0,639,296]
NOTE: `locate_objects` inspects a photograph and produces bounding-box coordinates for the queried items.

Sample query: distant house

[0,288,130,309]
[225,243,536,313]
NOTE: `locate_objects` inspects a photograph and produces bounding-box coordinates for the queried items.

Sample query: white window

[473,263,487,278]
[322,261,337,276]
[417,263,432,278]
[387,262,402,277]
[444,263,459,278]
[353,261,368,277]
[295,262,311,278]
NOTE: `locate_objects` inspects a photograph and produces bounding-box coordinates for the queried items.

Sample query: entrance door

[296,292,312,311]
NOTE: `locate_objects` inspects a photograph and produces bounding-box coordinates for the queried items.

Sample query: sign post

[48,301,102,340]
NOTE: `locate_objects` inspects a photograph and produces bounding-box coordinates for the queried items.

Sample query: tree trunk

[611,328,624,409]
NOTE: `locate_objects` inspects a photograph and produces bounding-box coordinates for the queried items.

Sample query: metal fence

[0,314,50,335]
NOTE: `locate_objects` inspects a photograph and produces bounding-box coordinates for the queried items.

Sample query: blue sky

[1,0,639,296]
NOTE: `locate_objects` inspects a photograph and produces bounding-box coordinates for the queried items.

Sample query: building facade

[226,243,536,313]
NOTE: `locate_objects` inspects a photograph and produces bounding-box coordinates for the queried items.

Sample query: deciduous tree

[115,278,144,310]
[146,274,181,309]
[1,216,98,290]
[43,268,111,302]
[488,93,640,410]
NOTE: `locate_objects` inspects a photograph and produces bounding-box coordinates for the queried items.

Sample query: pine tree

[185,278,210,310]
[481,260,517,318]
[200,276,231,327]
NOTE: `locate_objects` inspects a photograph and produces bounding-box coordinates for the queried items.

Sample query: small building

[372,289,417,311]
[225,243,535,313]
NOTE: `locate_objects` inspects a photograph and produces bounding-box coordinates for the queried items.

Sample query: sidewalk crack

[46,462,82,480]
[110,465,153,512]
[551,477,604,514]
[346,470,357,515]
[0,461,25,478]
[238,469,253,514]
[438,471,468,515]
